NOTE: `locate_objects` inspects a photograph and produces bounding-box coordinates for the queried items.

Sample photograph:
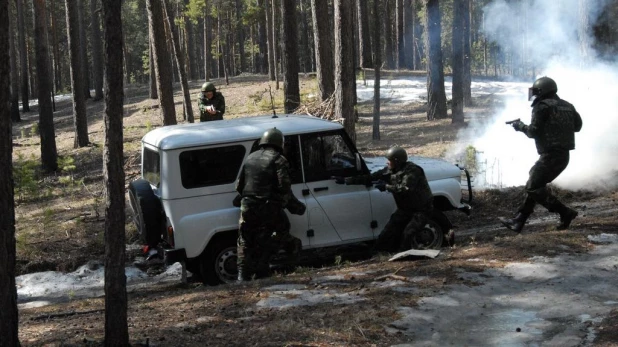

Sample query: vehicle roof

[142,114,343,150]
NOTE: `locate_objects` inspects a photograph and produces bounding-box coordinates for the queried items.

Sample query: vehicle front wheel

[200,238,238,285]
[412,219,444,250]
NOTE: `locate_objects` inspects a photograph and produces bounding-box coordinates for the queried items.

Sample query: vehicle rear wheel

[412,219,443,250]
[200,238,238,285]
[128,179,163,246]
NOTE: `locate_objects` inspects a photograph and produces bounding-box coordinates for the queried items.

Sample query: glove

[512,120,525,132]
[232,194,242,207]
[332,176,345,184]
[374,180,387,192]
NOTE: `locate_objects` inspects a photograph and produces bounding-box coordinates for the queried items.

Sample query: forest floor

[11,73,618,346]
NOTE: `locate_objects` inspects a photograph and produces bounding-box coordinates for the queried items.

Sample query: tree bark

[462,0,471,105]
[66,0,90,147]
[265,0,275,80]
[257,0,268,74]
[235,0,246,73]
[384,0,395,69]
[33,0,58,172]
[101,1,129,345]
[184,0,198,80]
[396,0,405,69]
[90,0,104,101]
[50,0,62,93]
[163,0,194,123]
[204,4,213,81]
[77,0,91,99]
[281,0,300,113]
[424,0,447,120]
[0,0,20,344]
[147,0,177,126]
[311,0,335,101]
[299,0,312,73]
[9,0,21,122]
[357,0,372,69]
[149,35,158,99]
[271,0,279,89]
[373,0,381,140]
[451,0,464,123]
[17,0,29,112]
[403,0,414,69]
[334,0,356,142]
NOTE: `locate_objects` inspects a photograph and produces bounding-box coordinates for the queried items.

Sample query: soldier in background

[235,127,306,281]
[198,82,225,121]
[500,76,582,233]
[341,146,438,251]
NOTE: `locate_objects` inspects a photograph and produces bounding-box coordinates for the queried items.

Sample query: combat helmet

[528,77,557,101]
[201,82,216,93]
[259,127,284,150]
[386,146,408,167]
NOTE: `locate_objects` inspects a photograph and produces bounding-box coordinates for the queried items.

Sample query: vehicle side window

[143,148,161,187]
[250,135,303,184]
[179,145,246,189]
[301,132,358,182]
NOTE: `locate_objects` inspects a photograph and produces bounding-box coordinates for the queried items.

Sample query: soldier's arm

[217,95,226,116]
[198,97,206,113]
[236,166,245,195]
[385,171,416,194]
[275,156,292,206]
[573,108,582,132]
[523,104,549,139]
[370,166,390,182]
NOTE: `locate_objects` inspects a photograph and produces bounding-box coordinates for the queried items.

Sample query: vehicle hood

[363,156,461,181]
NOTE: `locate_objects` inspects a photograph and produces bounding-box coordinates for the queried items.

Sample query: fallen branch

[375,274,410,282]
[31,309,105,321]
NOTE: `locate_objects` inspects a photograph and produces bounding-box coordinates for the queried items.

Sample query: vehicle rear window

[179,145,246,189]
[143,148,161,187]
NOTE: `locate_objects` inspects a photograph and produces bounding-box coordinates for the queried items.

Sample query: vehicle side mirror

[355,153,362,171]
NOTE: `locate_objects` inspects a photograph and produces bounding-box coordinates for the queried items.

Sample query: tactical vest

[390,162,434,213]
[533,99,577,153]
[241,148,284,204]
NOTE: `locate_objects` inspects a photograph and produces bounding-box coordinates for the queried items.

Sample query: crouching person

[340,146,438,252]
[235,127,306,281]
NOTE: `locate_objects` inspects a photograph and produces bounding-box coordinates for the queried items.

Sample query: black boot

[556,207,578,230]
[499,212,529,233]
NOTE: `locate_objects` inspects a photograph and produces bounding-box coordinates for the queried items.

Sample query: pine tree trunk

[396,0,405,69]
[184,0,198,80]
[357,0,373,69]
[265,0,275,80]
[404,0,414,69]
[147,0,177,126]
[257,0,268,74]
[77,0,91,99]
[271,0,279,89]
[235,0,245,73]
[50,0,62,92]
[0,0,19,343]
[163,0,194,123]
[34,0,58,172]
[384,0,395,69]
[334,0,356,142]
[424,0,447,120]
[9,1,21,122]
[17,0,29,112]
[90,0,104,101]
[149,36,157,98]
[299,0,311,73]
[451,0,464,123]
[66,0,90,147]
[281,0,300,113]
[101,2,129,344]
[373,0,381,140]
[462,0,471,105]
[311,0,335,101]
[204,5,212,81]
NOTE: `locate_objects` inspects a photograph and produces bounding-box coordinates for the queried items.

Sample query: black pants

[518,150,570,215]
[375,209,429,252]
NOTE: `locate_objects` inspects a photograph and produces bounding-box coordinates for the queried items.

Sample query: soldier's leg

[237,223,258,281]
[375,210,411,252]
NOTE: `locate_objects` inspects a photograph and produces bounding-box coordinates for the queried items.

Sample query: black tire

[128,179,163,247]
[430,210,455,247]
[200,238,238,285]
[412,219,444,250]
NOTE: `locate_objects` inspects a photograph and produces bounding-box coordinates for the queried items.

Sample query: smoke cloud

[451,0,618,191]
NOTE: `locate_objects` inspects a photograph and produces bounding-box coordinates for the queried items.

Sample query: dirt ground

[11,74,618,346]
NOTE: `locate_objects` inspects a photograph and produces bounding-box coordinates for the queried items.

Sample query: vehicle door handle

[314,187,329,192]
[302,189,310,196]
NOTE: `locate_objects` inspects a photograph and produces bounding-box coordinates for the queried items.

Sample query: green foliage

[13,154,39,202]
[464,145,479,176]
[145,120,153,133]
[30,124,38,137]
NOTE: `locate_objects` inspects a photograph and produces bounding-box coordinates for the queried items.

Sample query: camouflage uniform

[198,92,226,121]
[235,146,304,281]
[516,95,582,217]
[347,161,434,252]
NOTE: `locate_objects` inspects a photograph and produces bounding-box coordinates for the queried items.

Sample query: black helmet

[259,127,284,150]
[201,82,216,92]
[386,146,407,166]
[528,77,557,101]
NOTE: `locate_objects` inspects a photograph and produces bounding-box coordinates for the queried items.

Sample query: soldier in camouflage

[499,77,582,233]
[235,127,306,281]
[198,82,225,121]
[342,146,437,251]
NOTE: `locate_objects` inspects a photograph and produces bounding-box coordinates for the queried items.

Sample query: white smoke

[451,0,618,191]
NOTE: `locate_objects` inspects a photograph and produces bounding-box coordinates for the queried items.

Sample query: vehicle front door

[299,131,374,246]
